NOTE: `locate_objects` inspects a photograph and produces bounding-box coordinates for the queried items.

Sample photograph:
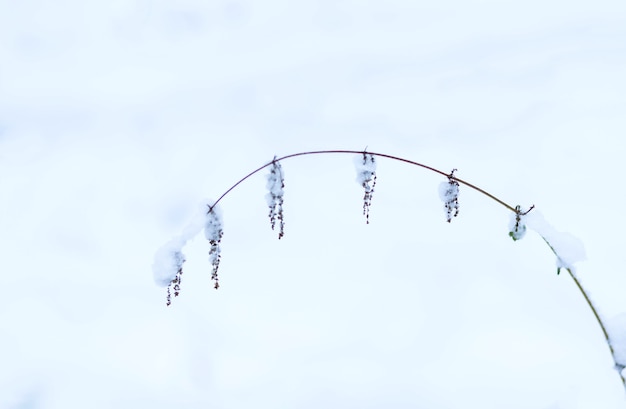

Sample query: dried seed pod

[205,205,224,289]
[354,152,377,224]
[266,158,285,239]
[439,169,459,223]
[508,205,534,241]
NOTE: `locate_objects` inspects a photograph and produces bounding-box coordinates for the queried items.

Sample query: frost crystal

[266,159,285,239]
[354,152,377,223]
[438,169,459,223]
[205,205,224,289]
[508,205,529,241]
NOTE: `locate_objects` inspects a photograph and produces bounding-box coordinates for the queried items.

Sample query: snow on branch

[153,239,186,306]
[506,205,585,274]
[438,169,460,223]
[205,205,224,289]
[152,206,202,305]
[152,201,224,305]
[266,158,285,239]
[151,149,626,392]
[354,152,377,223]
[524,210,586,275]
[508,206,624,387]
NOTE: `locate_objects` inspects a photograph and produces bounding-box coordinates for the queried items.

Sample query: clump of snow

[354,153,377,223]
[152,202,208,287]
[152,239,186,287]
[265,159,285,239]
[525,210,586,273]
[438,170,459,223]
[153,200,225,302]
[354,152,376,186]
[204,205,223,243]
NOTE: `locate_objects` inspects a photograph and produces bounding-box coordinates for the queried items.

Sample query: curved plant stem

[567,269,611,349]
[567,269,626,390]
[540,236,626,391]
[203,149,625,392]
[207,150,517,213]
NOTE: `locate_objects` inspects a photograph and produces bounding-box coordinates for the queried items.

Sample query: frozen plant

[508,205,532,241]
[153,240,186,289]
[166,253,185,306]
[152,201,209,305]
[153,149,626,393]
[438,169,460,223]
[205,205,224,289]
[354,152,377,223]
[507,202,624,387]
[524,209,586,275]
[266,158,285,239]
[154,245,185,306]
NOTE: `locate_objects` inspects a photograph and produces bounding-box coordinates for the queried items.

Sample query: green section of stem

[541,237,626,391]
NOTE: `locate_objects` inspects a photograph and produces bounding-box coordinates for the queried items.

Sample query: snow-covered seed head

[508,205,534,241]
[354,152,377,224]
[205,205,224,289]
[152,242,186,306]
[266,158,285,239]
[166,264,184,306]
[438,169,460,223]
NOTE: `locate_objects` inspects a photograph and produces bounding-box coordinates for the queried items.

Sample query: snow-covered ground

[1,1,625,408]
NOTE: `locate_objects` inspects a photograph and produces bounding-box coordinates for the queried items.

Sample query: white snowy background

[1,1,625,408]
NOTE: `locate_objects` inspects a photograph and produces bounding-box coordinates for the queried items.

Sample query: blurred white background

[1,1,625,408]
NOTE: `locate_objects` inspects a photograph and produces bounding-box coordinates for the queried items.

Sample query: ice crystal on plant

[354,152,377,223]
[438,169,459,223]
[266,158,285,239]
[205,205,224,289]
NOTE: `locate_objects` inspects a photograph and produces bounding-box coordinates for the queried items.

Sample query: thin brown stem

[541,236,626,391]
[203,149,625,392]
[208,150,517,213]
[566,268,626,389]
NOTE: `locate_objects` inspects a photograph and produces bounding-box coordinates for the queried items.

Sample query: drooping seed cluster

[266,159,285,239]
[508,204,535,242]
[354,152,377,223]
[439,169,460,223]
[205,206,224,289]
[155,151,551,306]
[166,251,185,306]
[508,205,528,241]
